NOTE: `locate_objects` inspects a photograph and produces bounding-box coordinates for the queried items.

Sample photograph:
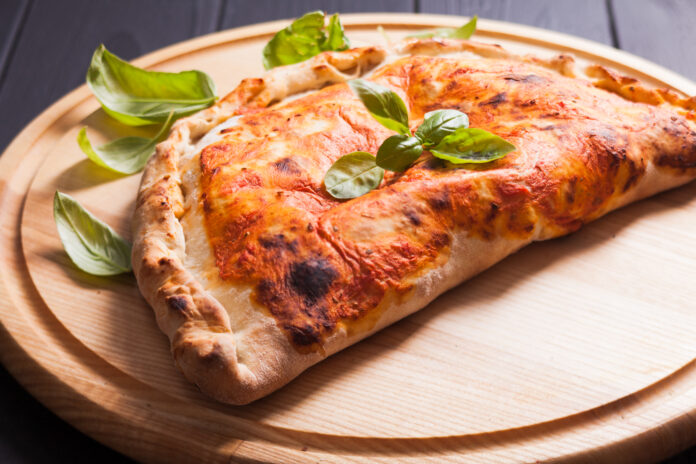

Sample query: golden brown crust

[133,39,696,405]
[132,46,388,404]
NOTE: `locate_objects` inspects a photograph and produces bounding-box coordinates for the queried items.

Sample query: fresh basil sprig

[263,11,350,70]
[77,111,174,175]
[415,109,470,147]
[54,191,132,276]
[323,79,516,199]
[430,127,516,164]
[324,152,384,199]
[407,16,477,40]
[87,44,217,126]
[348,79,410,135]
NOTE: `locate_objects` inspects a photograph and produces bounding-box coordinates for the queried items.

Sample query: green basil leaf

[54,191,132,275]
[415,109,469,147]
[376,134,423,172]
[408,16,477,39]
[348,79,410,135]
[323,13,350,51]
[87,44,217,126]
[262,11,349,70]
[430,127,516,164]
[324,152,384,199]
[77,111,174,174]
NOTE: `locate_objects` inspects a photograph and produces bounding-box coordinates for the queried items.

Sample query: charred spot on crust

[405,209,422,226]
[304,305,334,331]
[285,322,321,346]
[201,193,211,213]
[655,126,696,170]
[503,74,545,84]
[199,343,226,367]
[428,190,451,211]
[166,295,189,313]
[656,152,696,170]
[486,202,500,223]
[622,158,644,192]
[288,258,337,304]
[520,99,537,107]
[272,157,302,174]
[566,177,578,204]
[479,92,507,108]
[540,111,561,119]
[623,171,641,192]
[256,279,281,306]
[431,231,450,248]
[259,233,298,252]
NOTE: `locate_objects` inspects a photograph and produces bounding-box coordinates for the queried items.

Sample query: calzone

[132,38,696,404]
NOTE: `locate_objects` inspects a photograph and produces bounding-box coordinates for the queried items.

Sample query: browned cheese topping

[198,55,696,349]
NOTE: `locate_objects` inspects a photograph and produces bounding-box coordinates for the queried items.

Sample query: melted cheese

[180,51,696,351]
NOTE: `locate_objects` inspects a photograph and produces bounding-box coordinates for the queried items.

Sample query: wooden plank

[0,0,222,153]
[0,0,29,87]
[419,0,613,45]
[611,0,696,81]
[220,0,415,28]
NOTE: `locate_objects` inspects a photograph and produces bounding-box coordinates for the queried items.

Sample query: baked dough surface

[132,39,696,404]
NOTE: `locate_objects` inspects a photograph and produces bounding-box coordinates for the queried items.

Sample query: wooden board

[2,14,696,463]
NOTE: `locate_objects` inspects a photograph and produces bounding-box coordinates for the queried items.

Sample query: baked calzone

[132,38,696,404]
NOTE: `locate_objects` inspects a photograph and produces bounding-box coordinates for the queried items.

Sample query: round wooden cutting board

[2,14,696,463]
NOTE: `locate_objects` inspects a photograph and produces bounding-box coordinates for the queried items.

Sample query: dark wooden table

[1,1,695,462]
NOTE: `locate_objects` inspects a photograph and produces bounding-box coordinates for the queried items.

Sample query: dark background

[1,0,695,462]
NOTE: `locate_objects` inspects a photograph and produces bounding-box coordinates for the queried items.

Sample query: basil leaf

[415,109,469,147]
[54,191,132,275]
[376,135,423,172]
[324,152,384,199]
[87,44,217,126]
[262,11,349,70]
[348,79,410,135]
[407,16,477,39]
[77,112,174,175]
[430,128,516,164]
[323,13,350,51]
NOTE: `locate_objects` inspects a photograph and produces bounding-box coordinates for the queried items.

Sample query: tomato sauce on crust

[199,55,696,349]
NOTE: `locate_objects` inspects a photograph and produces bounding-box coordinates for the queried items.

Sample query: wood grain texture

[611,0,696,81]
[220,0,415,28]
[2,15,696,463]
[0,0,222,153]
[419,0,613,44]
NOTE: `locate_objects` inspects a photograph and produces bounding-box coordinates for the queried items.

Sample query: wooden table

[1,1,694,462]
